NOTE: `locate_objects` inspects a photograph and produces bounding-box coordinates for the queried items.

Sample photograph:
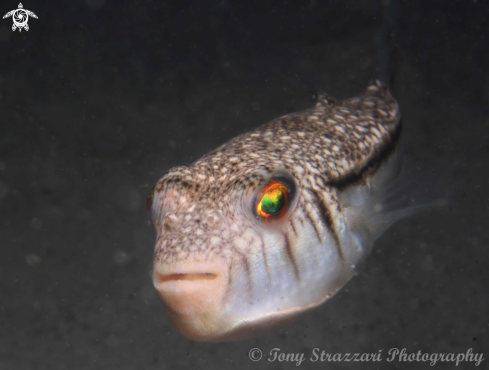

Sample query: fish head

[149,162,351,342]
[148,81,403,341]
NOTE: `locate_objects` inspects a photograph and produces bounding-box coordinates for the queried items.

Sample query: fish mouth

[152,260,230,341]
[156,272,218,283]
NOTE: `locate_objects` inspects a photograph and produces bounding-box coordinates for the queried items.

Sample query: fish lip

[152,260,231,340]
[152,260,228,289]
[156,272,218,283]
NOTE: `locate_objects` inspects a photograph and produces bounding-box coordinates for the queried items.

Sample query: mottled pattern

[152,80,400,267]
[150,80,403,341]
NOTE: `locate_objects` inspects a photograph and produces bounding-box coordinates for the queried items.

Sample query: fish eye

[146,186,155,214]
[255,179,290,222]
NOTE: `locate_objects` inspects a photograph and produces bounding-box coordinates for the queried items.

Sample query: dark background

[0,0,488,369]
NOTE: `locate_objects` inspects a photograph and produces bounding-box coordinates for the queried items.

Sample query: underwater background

[0,0,487,369]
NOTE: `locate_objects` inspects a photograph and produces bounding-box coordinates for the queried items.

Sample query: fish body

[148,80,405,341]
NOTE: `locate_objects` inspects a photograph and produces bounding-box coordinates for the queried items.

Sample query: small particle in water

[423,255,434,271]
[140,285,156,300]
[409,299,419,310]
[0,181,8,198]
[115,186,141,212]
[31,218,42,230]
[26,253,41,266]
[77,209,91,220]
[113,250,129,265]
[0,26,11,43]
[86,0,106,10]
[106,334,119,347]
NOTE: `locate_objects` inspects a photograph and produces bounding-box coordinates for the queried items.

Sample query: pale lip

[155,271,218,283]
[152,259,230,340]
[152,260,227,288]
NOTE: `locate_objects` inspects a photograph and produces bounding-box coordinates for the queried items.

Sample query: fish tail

[365,154,457,241]
[339,142,457,248]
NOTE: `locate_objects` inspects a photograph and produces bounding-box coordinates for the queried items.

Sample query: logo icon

[3,3,38,32]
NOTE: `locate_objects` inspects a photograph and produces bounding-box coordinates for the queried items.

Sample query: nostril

[158,273,218,283]
[164,213,179,231]
[206,213,222,229]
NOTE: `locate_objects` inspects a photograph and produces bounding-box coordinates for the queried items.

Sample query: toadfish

[147,80,417,342]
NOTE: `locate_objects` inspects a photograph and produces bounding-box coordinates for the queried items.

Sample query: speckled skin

[150,80,401,341]
[152,80,400,264]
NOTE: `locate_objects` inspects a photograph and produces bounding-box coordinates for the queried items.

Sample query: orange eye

[146,186,155,213]
[256,180,289,221]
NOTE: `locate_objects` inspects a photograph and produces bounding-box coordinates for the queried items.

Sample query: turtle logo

[3,3,38,32]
